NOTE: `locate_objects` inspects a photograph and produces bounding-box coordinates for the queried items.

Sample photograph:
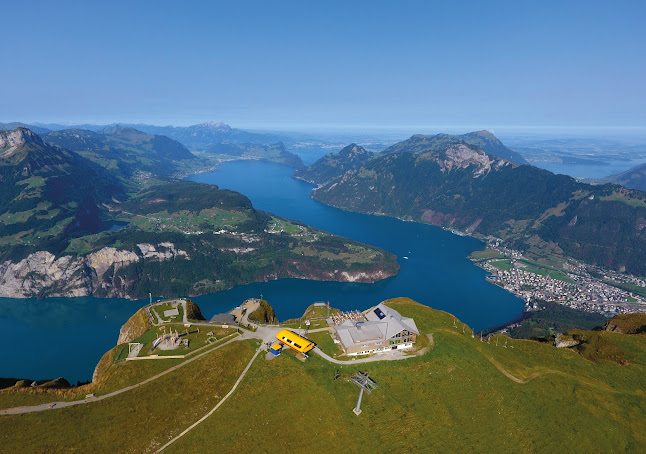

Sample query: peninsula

[0,127,398,299]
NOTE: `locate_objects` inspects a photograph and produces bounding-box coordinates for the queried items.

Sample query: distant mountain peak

[102,125,139,135]
[339,143,368,156]
[472,129,496,138]
[0,128,46,157]
[198,121,232,132]
[385,131,527,165]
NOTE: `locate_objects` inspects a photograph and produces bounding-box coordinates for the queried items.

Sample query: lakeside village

[473,242,646,315]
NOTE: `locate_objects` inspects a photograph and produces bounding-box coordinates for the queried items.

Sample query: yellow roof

[276,329,315,353]
[271,343,283,350]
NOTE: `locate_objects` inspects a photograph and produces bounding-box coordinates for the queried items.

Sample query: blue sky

[2,1,645,132]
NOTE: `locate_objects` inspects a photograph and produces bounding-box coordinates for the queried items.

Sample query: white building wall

[347,342,414,356]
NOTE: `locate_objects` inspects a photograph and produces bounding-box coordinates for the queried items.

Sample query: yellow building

[276,329,315,354]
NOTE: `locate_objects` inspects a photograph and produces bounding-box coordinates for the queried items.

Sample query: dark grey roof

[209,313,237,324]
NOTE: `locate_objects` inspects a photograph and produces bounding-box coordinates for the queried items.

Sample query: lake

[187,161,523,328]
[0,160,523,383]
[533,158,646,180]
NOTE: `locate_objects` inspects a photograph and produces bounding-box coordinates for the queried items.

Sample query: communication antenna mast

[350,372,377,416]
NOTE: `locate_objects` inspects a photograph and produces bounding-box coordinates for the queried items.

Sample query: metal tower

[350,372,377,416]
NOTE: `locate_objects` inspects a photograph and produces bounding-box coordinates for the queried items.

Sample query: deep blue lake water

[187,161,523,325]
[0,160,523,383]
[533,158,646,180]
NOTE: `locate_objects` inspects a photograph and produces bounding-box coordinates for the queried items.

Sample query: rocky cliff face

[0,243,189,298]
[0,128,45,158]
[117,308,151,344]
[0,251,92,297]
[437,143,498,176]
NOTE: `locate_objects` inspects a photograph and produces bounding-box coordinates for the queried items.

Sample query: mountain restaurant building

[333,303,419,356]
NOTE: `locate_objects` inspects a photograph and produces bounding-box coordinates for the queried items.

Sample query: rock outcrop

[0,243,189,298]
[0,251,92,298]
[0,127,45,157]
[117,308,151,345]
[554,334,580,348]
[604,313,646,334]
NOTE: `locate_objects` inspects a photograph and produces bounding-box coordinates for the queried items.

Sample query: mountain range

[0,127,123,256]
[42,125,198,179]
[12,121,289,150]
[3,121,305,169]
[301,132,646,275]
[205,141,303,168]
[0,127,397,298]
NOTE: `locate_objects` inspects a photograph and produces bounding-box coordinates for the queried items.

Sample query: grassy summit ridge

[2,298,645,452]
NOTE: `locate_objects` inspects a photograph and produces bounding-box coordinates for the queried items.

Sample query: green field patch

[124,207,250,233]
[490,259,513,271]
[307,331,343,357]
[0,229,34,246]
[0,209,35,224]
[518,261,574,283]
[268,217,304,234]
[150,302,182,323]
[292,244,378,264]
[37,217,74,238]
[600,192,646,208]
[0,201,51,224]
[469,249,503,260]
[604,280,646,299]
[533,201,570,227]
[17,176,46,189]
[64,235,99,255]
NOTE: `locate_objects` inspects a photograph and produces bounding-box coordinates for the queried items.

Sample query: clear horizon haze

[2,1,645,134]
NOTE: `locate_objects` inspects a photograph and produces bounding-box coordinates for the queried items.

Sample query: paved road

[312,346,419,364]
[239,299,260,326]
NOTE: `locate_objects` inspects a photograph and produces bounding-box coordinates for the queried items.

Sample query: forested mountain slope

[310,134,646,275]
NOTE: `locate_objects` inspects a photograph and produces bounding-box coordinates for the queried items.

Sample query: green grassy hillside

[0,127,124,259]
[205,141,304,168]
[0,129,398,298]
[2,299,644,452]
[78,180,398,299]
[43,126,198,179]
[170,299,646,453]
[293,143,374,184]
